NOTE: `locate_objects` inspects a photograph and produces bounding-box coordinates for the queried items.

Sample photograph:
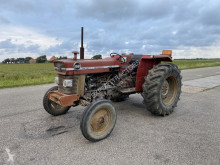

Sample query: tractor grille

[58,75,78,94]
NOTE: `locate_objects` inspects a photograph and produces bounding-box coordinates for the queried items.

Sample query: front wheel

[80,100,117,142]
[43,86,71,116]
[142,63,182,116]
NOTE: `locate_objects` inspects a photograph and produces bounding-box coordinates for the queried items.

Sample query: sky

[0,0,220,61]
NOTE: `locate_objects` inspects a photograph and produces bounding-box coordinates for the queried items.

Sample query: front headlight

[63,79,72,87]
[55,77,59,84]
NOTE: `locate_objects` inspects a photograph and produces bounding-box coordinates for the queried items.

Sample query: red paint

[54,54,133,75]
[135,55,172,91]
[54,54,172,92]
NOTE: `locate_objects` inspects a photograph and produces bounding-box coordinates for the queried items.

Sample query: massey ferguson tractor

[43,27,182,142]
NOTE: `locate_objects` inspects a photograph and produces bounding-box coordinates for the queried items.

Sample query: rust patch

[48,90,79,106]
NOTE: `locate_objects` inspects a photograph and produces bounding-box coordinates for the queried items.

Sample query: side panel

[135,59,158,92]
[58,74,85,96]
[77,75,85,96]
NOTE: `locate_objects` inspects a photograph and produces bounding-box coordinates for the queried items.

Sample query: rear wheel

[80,100,117,142]
[142,63,182,116]
[43,86,71,116]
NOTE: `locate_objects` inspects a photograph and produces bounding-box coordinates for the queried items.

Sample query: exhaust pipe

[80,27,84,59]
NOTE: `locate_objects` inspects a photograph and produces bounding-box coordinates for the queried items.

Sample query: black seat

[129,55,142,64]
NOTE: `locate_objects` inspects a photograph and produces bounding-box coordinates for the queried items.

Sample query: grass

[0,59,220,88]
[0,63,56,88]
[173,59,220,70]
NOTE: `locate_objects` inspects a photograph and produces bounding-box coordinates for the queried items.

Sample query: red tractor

[43,28,182,142]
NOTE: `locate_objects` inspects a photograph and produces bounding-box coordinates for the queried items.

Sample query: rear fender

[135,55,172,91]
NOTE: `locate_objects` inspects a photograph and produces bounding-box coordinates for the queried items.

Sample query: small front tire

[80,100,117,142]
[43,86,71,116]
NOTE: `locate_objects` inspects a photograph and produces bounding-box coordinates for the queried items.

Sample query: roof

[29,58,36,62]
[49,56,57,62]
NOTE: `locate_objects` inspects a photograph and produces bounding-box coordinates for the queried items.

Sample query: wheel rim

[90,108,112,135]
[161,76,178,106]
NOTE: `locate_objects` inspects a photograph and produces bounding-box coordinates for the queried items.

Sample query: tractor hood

[53,56,127,75]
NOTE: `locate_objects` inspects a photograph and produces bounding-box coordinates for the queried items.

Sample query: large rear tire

[142,63,182,116]
[43,86,71,116]
[80,100,117,142]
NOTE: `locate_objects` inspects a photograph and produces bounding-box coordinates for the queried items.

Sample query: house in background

[48,56,58,63]
[19,60,24,64]
[29,58,36,63]
[9,58,15,64]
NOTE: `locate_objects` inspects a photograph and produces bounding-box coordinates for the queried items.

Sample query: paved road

[181,66,220,81]
[0,67,220,165]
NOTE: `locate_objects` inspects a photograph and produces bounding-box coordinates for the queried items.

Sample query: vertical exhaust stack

[80,27,84,59]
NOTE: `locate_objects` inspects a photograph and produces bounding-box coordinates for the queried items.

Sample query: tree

[36,55,47,63]
[16,58,25,64]
[92,55,102,59]
[58,56,67,60]
[24,57,32,63]
[2,58,10,64]
[10,58,15,63]
[14,58,19,63]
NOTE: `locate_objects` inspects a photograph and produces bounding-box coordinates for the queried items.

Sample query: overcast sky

[0,0,220,61]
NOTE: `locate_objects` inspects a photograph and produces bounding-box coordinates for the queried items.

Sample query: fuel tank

[54,55,133,75]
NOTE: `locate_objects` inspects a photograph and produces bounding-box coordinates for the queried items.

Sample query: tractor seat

[129,54,142,64]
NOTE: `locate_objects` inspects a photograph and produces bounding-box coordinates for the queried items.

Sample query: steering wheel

[110,53,118,57]
[110,53,126,63]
